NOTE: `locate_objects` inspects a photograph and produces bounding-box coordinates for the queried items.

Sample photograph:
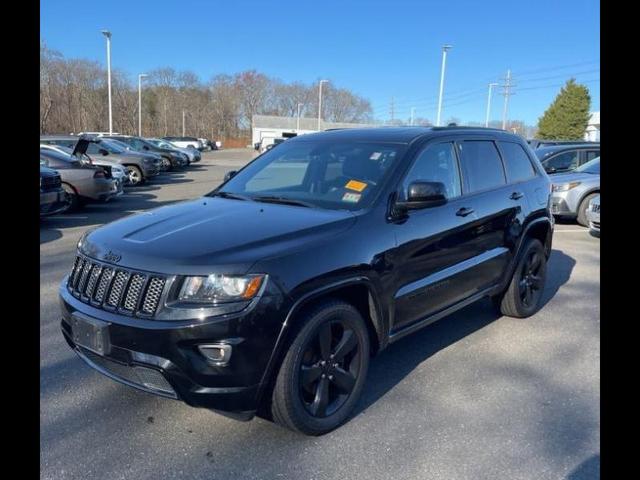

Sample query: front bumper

[40,189,68,216]
[142,164,161,177]
[550,192,575,216]
[586,208,600,232]
[58,280,285,417]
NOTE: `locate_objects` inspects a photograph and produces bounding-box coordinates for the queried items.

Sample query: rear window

[458,141,506,193]
[498,141,536,183]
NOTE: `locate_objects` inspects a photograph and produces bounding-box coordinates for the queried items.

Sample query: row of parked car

[530,140,600,236]
[39,134,215,216]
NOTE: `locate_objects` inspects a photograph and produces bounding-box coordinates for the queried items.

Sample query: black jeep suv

[59,127,553,435]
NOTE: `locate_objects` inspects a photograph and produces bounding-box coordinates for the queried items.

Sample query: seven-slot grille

[68,255,166,317]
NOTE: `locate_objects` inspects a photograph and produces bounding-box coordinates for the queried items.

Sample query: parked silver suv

[549,157,600,226]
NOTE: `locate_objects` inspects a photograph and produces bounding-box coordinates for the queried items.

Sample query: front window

[575,157,599,174]
[211,140,405,210]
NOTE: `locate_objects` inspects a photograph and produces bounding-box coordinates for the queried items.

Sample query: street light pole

[317,80,328,131]
[436,44,452,127]
[182,110,186,136]
[410,107,416,126]
[297,103,303,131]
[485,82,498,127]
[138,73,148,137]
[101,30,113,134]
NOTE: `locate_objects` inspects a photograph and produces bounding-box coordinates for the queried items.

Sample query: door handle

[456,207,475,217]
[510,191,524,200]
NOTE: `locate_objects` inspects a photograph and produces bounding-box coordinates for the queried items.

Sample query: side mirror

[224,170,237,182]
[99,148,109,156]
[544,166,556,174]
[400,181,447,210]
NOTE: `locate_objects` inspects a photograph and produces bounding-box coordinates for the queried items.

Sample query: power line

[515,59,600,77]
[518,68,600,85]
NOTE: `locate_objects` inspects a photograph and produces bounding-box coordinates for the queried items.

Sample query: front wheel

[271,300,370,435]
[577,193,598,227]
[495,238,547,318]
[125,165,145,186]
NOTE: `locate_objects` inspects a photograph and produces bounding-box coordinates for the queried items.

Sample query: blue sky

[41,0,599,125]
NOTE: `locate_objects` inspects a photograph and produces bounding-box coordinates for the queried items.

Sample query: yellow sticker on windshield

[345,180,367,192]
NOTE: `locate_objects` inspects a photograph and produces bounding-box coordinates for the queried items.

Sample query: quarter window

[498,141,536,183]
[458,141,506,193]
[400,142,461,200]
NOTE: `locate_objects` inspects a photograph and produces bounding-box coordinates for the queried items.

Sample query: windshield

[575,157,600,174]
[211,140,405,210]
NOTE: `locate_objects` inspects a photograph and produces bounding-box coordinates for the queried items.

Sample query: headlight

[552,181,581,192]
[178,274,265,303]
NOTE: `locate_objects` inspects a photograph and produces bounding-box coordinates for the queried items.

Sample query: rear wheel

[61,183,81,212]
[125,165,145,186]
[577,193,598,227]
[271,300,370,435]
[495,238,547,318]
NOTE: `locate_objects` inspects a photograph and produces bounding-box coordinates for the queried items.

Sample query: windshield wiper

[252,195,315,208]
[209,191,251,201]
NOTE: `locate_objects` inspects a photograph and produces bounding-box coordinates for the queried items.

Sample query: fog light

[198,344,232,365]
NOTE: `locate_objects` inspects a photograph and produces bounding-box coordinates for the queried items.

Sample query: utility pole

[485,82,498,127]
[500,69,516,130]
[317,80,328,131]
[182,110,186,136]
[138,73,147,137]
[297,103,303,131]
[410,107,416,126]
[436,44,452,127]
[390,97,395,123]
[101,30,113,134]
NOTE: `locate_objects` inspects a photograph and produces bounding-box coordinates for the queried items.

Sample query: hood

[40,166,59,177]
[549,171,600,185]
[80,198,357,275]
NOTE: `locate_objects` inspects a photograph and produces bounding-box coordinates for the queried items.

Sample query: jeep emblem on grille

[103,250,122,263]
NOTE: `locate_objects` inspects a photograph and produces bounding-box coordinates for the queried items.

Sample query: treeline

[40,44,374,140]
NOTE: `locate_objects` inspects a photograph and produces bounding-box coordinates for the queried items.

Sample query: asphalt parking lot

[40,149,600,480]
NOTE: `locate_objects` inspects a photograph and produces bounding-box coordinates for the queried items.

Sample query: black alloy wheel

[518,248,544,309]
[299,320,360,418]
[271,300,370,435]
[494,238,547,318]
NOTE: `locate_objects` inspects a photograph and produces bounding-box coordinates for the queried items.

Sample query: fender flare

[498,217,553,293]
[255,276,385,404]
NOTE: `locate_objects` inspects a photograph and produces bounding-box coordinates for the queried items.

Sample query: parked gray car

[586,195,600,236]
[146,138,201,163]
[39,149,120,210]
[40,135,161,186]
[549,157,600,226]
[40,143,129,189]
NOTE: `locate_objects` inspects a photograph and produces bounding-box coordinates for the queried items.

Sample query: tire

[61,183,81,212]
[577,193,598,227]
[495,238,547,318]
[161,156,172,171]
[271,300,370,435]
[125,165,145,186]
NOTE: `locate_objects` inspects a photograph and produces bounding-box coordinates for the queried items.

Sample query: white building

[584,111,600,142]
[252,115,377,147]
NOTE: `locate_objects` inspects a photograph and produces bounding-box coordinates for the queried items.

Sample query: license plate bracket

[71,313,111,356]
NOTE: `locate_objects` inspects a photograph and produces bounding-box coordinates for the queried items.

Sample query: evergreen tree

[537,79,591,140]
